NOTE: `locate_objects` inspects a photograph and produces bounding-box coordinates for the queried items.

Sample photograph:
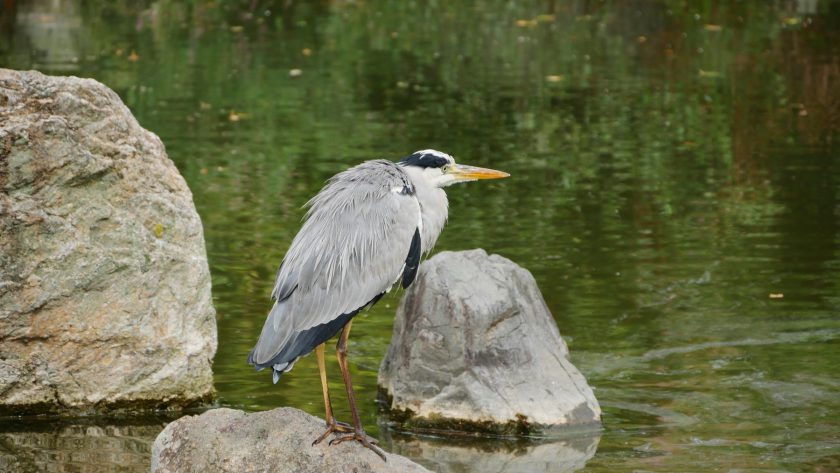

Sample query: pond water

[2,1,840,472]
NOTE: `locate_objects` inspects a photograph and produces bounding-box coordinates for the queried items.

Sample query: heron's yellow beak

[448,164,510,182]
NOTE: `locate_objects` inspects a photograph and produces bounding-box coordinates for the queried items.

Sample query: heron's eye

[441,164,451,173]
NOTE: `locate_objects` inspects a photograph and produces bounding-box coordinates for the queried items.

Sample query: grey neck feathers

[403,167,449,254]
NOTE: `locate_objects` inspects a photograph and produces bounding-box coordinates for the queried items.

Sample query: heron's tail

[248,344,295,385]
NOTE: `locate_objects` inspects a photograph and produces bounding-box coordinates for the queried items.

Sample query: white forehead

[413,149,455,163]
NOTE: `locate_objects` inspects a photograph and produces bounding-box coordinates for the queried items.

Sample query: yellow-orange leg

[311,343,352,446]
[329,321,386,461]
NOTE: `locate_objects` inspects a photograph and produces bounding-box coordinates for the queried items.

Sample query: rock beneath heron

[151,407,433,473]
[0,69,216,413]
[378,249,601,434]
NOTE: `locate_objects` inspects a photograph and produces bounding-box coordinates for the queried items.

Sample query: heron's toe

[311,419,354,446]
[328,431,386,461]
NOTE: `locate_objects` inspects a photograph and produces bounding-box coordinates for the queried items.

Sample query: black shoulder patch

[402,228,422,288]
[399,151,450,168]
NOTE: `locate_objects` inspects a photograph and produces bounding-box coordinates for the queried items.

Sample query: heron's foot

[328,430,380,446]
[329,431,386,461]
[311,419,353,446]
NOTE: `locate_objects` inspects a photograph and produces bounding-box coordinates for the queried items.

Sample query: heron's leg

[316,343,334,422]
[329,321,386,461]
[312,343,352,446]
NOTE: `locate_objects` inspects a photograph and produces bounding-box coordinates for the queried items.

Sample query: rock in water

[379,249,601,434]
[151,407,433,473]
[0,69,216,413]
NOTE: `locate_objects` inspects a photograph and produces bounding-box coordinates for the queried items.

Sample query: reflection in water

[0,419,166,473]
[8,0,83,72]
[0,416,601,473]
[383,431,601,473]
[1,0,839,472]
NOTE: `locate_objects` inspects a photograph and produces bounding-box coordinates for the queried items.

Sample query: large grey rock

[0,69,217,413]
[151,407,433,473]
[379,249,601,434]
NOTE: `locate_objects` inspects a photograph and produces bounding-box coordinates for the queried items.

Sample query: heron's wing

[250,160,420,366]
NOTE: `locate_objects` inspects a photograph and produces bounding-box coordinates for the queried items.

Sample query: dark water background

[2,1,840,472]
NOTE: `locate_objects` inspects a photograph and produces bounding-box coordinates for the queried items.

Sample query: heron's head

[399,149,509,188]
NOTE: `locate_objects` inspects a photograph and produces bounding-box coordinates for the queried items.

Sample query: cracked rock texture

[379,249,601,434]
[151,407,433,473]
[0,69,216,413]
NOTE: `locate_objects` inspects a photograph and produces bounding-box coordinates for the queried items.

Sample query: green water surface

[2,1,839,472]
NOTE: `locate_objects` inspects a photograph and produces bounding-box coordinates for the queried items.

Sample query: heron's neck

[404,168,449,253]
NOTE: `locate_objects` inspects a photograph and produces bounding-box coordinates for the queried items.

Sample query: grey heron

[248,149,509,459]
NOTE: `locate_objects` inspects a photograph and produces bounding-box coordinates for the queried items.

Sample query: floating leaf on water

[704,24,723,31]
[698,69,721,78]
[127,50,140,62]
[396,80,410,89]
[228,110,247,122]
[536,14,555,23]
[289,68,303,77]
[199,101,211,110]
[515,19,537,27]
[302,48,313,56]
[154,223,164,238]
[230,25,244,33]
[200,168,209,175]
[783,17,801,26]
[769,293,784,299]
[545,75,564,83]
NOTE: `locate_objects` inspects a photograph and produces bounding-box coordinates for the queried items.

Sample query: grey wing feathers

[250,160,420,367]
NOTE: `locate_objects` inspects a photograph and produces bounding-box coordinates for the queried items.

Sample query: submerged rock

[151,407,433,473]
[379,249,601,434]
[0,69,216,413]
